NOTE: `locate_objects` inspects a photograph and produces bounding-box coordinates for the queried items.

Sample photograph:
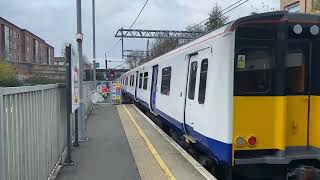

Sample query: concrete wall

[10,61,66,81]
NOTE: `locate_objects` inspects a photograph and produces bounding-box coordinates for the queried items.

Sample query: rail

[0,82,93,180]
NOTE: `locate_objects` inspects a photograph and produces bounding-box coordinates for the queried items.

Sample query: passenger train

[120,12,320,179]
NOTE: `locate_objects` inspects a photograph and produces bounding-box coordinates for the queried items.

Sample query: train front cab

[232,12,320,178]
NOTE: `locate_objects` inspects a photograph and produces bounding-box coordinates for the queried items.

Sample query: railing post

[0,87,5,180]
[73,109,80,147]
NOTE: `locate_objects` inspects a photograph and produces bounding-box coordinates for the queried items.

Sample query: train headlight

[247,136,257,147]
[235,136,246,147]
[293,24,303,35]
[310,25,319,36]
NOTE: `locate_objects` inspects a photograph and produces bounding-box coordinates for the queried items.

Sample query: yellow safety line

[122,105,176,180]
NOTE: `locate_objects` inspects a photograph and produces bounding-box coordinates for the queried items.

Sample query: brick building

[0,17,54,64]
[281,0,320,13]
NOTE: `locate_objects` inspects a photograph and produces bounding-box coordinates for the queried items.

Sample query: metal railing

[0,82,93,180]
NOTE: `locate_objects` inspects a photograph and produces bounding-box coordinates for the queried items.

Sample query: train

[120,11,320,179]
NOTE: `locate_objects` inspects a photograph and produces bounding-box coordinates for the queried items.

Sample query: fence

[0,82,93,180]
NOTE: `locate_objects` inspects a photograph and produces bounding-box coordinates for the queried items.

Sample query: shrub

[0,60,19,87]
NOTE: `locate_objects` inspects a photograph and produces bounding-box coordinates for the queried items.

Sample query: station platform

[55,103,215,180]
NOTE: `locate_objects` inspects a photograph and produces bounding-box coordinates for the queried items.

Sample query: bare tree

[138,5,227,63]
[126,50,146,69]
[150,38,179,59]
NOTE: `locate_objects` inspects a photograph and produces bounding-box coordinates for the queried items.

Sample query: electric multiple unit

[120,12,320,179]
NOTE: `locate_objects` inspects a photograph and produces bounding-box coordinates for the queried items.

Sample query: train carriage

[121,11,320,179]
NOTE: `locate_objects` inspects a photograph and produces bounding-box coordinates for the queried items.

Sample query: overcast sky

[0,0,279,68]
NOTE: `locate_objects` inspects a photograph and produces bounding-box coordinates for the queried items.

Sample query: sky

[0,0,279,68]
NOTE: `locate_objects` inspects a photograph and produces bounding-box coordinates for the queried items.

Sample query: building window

[139,73,143,89]
[235,48,272,94]
[33,39,39,63]
[143,72,148,90]
[188,61,198,100]
[198,59,208,104]
[285,2,300,13]
[47,48,51,65]
[4,25,10,60]
[313,0,320,10]
[161,67,172,95]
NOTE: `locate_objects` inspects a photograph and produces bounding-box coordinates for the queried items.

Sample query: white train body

[121,25,235,165]
[121,12,320,175]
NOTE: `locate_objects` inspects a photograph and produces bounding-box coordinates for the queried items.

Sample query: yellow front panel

[233,96,286,151]
[309,96,320,148]
[285,96,308,147]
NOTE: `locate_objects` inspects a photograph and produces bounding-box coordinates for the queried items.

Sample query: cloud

[0,0,279,68]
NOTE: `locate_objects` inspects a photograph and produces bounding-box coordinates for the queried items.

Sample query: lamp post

[92,0,97,89]
[76,0,87,141]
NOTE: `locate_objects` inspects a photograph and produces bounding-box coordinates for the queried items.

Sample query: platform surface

[56,104,141,180]
[117,104,211,180]
[56,103,213,180]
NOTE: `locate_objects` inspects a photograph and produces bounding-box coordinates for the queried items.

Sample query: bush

[0,60,19,87]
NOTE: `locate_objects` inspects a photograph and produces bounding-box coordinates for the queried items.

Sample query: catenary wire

[106,0,150,56]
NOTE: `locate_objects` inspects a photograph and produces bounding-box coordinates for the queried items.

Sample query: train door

[150,65,158,112]
[286,40,311,147]
[134,71,138,101]
[185,54,199,132]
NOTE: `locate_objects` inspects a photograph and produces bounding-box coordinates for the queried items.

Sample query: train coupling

[287,166,320,180]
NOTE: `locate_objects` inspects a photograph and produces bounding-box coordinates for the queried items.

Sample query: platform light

[247,136,257,147]
[235,136,246,147]
[293,24,303,35]
[310,25,319,36]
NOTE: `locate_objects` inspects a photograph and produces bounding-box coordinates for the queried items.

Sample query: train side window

[143,72,148,90]
[139,73,143,89]
[131,75,134,86]
[132,75,135,87]
[198,59,208,104]
[130,75,132,86]
[235,48,272,94]
[161,67,172,96]
[188,61,198,100]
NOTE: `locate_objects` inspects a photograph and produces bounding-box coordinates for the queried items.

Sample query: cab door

[286,41,311,147]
